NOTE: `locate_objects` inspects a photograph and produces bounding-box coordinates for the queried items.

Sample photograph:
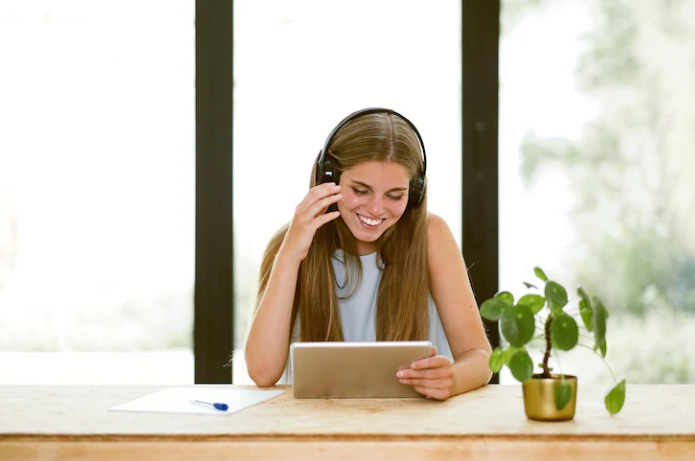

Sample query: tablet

[291,341,433,399]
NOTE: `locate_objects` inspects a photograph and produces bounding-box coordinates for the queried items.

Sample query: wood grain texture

[2,438,695,461]
[1,385,694,461]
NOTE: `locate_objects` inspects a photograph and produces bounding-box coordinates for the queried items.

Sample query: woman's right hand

[279,182,342,264]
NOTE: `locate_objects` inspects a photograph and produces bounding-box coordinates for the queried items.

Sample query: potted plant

[480,267,626,421]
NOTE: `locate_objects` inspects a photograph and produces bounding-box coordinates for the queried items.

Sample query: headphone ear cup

[409,176,426,206]
[323,157,337,184]
[316,153,335,185]
[321,157,340,213]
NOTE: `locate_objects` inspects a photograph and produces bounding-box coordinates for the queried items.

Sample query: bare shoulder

[427,212,456,255]
[427,212,449,235]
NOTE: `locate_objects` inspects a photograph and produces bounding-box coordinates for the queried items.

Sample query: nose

[366,195,384,216]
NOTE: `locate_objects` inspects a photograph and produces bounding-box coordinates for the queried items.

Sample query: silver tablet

[291,341,433,399]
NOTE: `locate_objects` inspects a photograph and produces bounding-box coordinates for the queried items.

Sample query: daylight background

[0,0,693,386]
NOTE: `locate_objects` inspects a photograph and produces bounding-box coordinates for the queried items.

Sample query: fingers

[397,355,454,400]
[398,366,452,380]
[282,183,342,263]
[297,183,341,215]
[314,210,341,227]
[409,355,451,371]
[399,370,454,401]
[412,386,451,401]
[305,193,342,220]
[401,377,452,389]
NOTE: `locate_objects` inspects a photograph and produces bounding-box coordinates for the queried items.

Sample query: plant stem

[541,314,553,378]
[576,343,617,383]
[579,332,593,341]
[555,350,565,380]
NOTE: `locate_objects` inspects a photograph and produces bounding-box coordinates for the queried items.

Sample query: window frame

[193,0,500,383]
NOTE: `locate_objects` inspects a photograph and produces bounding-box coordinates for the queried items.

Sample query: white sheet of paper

[109,387,284,415]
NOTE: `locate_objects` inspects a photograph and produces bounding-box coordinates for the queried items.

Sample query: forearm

[245,249,301,386]
[451,348,493,396]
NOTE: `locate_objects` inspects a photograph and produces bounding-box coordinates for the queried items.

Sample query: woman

[245,108,492,400]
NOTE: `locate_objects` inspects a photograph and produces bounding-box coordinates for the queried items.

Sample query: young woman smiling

[244,109,492,400]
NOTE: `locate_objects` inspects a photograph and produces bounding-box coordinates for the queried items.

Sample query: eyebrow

[350,180,408,193]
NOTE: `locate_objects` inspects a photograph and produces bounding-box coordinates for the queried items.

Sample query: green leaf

[604,379,626,415]
[509,349,534,382]
[599,338,607,358]
[523,281,537,290]
[503,346,520,366]
[534,267,548,282]
[495,291,515,306]
[593,297,607,355]
[577,286,592,308]
[579,300,594,332]
[501,304,536,347]
[550,313,579,351]
[603,301,611,319]
[577,286,594,332]
[518,294,546,314]
[480,298,508,321]
[555,381,573,411]
[489,347,504,373]
[545,281,569,313]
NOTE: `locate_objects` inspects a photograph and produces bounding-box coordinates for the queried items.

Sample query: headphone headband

[315,107,427,206]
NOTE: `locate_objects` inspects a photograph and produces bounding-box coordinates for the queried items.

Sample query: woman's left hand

[396,346,454,401]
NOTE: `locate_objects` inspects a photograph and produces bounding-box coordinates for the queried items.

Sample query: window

[0,1,195,384]
[499,0,695,384]
[233,0,462,383]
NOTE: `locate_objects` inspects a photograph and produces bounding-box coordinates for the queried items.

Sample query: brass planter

[522,374,577,421]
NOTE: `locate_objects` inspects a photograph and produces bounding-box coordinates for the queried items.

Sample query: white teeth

[359,215,382,226]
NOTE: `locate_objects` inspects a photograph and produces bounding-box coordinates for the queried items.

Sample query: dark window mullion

[462,0,501,382]
[194,0,234,384]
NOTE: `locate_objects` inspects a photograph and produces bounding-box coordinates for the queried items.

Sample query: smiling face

[337,161,411,255]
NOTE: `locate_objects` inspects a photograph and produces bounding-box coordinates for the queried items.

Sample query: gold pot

[522,374,577,421]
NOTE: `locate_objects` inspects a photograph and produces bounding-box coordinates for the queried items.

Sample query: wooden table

[1,384,694,460]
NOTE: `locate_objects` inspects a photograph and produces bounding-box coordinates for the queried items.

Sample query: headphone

[315,107,427,206]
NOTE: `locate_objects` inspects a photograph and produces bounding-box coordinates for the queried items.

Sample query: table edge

[2,433,695,443]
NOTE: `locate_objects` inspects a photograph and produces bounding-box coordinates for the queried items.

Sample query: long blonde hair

[255,112,430,343]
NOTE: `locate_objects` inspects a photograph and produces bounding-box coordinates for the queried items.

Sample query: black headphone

[315,107,427,206]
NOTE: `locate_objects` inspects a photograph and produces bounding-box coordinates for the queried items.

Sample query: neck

[335,218,379,256]
[356,241,378,256]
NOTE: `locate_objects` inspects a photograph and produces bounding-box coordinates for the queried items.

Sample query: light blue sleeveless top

[282,250,453,383]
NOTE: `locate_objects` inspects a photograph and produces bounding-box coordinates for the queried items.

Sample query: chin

[353,229,383,243]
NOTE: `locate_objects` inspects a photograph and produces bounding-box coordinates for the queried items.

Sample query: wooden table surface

[1,384,694,460]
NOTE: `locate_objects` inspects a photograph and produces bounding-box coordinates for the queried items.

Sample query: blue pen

[189,399,229,411]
